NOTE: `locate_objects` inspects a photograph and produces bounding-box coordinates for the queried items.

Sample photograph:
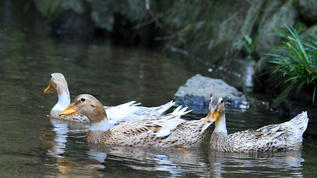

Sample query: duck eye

[220,100,224,104]
[50,75,52,79]
[81,98,85,102]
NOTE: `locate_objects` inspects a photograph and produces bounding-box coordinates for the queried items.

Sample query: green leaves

[234,35,255,55]
[266,26,317,103]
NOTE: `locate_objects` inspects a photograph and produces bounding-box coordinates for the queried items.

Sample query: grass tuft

[266,26,317,104]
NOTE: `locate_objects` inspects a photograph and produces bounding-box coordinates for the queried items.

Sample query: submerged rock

[174,74,246,113]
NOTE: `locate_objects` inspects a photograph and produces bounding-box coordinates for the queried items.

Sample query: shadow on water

[1,0,317,177]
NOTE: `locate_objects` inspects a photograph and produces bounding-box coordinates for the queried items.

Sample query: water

[1,1,317,177]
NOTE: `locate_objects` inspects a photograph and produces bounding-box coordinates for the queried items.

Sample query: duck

[44,73,175,123]
[60,94,212,147]
[206,96,309,152]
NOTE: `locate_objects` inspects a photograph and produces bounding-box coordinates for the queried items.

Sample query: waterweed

[266,26,317,105]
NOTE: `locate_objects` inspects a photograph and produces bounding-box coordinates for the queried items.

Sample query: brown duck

[60,94,212,147]
[206,96,309,152]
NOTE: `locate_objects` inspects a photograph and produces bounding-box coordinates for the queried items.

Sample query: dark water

[1,1,317,177]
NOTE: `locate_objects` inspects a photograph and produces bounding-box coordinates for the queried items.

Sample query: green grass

[234,35,255,56]
[266,26,317,104]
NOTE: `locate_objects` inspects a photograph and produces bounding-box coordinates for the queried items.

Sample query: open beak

[44,85,55,93]
[205,108,219,123]
[60,103,78,116]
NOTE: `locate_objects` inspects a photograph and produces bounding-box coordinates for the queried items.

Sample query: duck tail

[170,105,191,116]
[152,100,175,115]
[289,111,309,135]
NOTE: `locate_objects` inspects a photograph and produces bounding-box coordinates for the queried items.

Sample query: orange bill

[44,85,56,93]
[60,103,78,116]
[205,112,211,122]
[205,111,219,123]
[212,111,219,122]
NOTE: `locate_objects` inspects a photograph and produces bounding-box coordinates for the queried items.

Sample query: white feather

[90,118,112,132]
[52,92,70,111]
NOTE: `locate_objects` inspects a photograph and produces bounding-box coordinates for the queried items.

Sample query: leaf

[272,83,295,107]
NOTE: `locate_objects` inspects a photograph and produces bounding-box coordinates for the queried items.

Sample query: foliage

[266,26,317,104]
[234,35,255,56]
[34,0,61,23]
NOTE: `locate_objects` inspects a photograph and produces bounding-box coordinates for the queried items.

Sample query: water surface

[0,2,317,177]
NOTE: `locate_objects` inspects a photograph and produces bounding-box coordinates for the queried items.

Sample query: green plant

[34,0,61,23]
[266,26,317,104]
[235,35,255,55]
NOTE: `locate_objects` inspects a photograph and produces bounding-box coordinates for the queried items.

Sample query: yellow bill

[212,111,219,121]
[44,85,55,93]
[205,111,219,123]
[60,103,78,116]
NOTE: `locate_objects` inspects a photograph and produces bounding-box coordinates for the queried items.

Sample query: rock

[302,24,317,36]
[86,0,148,31]
[162,0,264,64]
[175,74,244,99]
[174,74,246,112]
[298,0,317,24]
[255,0,297,55]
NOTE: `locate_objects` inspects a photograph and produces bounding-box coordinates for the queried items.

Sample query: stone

[174,74,246,112]
[298,0,317,24]
[255,0,297,55]
[175,74,243,99]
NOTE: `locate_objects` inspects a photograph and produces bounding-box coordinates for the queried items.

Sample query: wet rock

[255,0,297,55]
[86,0,148,31]
[162,0,264,64]
[298,0,317,24]
[174,74,246,112]
[302,24,317,35]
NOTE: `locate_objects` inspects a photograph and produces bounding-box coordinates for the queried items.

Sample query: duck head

[44,73,69,95]
[60,94,107,123]
[205,96,225,123]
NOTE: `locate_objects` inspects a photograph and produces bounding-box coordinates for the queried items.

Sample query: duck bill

[44,85,55,93]
[205,110,219,123]
[60,103,78,116]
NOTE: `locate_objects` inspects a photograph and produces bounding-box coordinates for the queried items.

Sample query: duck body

[206,96,308,153]
[44,73,175,123]
[60,94,212,147]
[50,110,89,123]
[86,117,211,147]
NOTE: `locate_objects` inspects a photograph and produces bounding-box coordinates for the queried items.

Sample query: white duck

[44,73,175,123]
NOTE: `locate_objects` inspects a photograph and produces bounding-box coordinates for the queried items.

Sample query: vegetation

[266,26,317,105]
[235,35,255,56]
[33,0,61,22]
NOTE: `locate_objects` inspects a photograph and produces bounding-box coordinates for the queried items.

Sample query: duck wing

[106,101,175,124]
[120,106,190,138]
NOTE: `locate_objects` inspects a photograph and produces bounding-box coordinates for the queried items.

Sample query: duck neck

[210,112,230,151]
[52,90,70,111]
[90,117,111,132]
[214,112,227,134]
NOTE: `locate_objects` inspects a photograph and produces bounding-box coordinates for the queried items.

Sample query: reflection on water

[40,104,311,177]
[209,150,304,177]
[1,1,317,177]
[45,119,89,159]
[87,145,209,177]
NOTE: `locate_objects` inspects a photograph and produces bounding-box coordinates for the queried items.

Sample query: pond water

[1,1,317,177]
